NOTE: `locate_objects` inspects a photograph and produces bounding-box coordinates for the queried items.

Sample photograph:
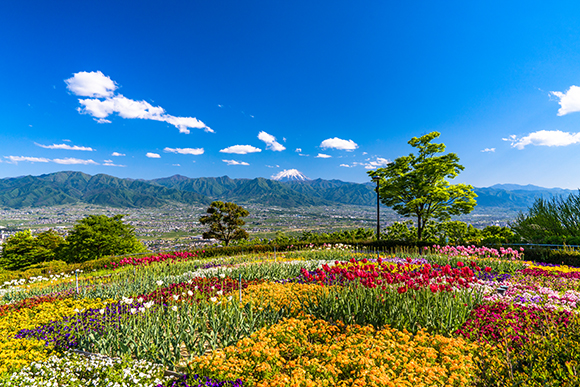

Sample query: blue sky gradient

[2,1,580,188]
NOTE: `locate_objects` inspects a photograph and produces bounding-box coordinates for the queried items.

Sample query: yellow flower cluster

[239,282,327,314]
[527,262,580,274]
[188,316,478,387]
[0,297,110,375]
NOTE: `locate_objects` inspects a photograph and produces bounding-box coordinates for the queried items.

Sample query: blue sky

[2,1,580,188]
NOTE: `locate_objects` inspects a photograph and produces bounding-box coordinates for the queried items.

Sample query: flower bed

[1,248,579,386]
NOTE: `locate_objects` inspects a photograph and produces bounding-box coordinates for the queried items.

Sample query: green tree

[0,230,36,270]
[199,201,249,246]
[58,215,147,263]
[368,132,477,241]
[0,229,65,270]
[511,191,580,244]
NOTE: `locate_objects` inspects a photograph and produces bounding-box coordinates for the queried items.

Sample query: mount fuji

[270,169,310,182]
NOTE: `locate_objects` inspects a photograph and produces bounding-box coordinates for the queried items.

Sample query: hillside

[0,171,210,208]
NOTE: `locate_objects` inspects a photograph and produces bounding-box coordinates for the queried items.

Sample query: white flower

[171,306,178,312]
[144,301,154,309]
[220,273,226,279]
[137,297,144,303]
[210,297,217,303]
[99,309,105,315]
[228,296,233,301]
[187,290,193,296]
[172,294,179,301]
[130,308,137,314]
[156,280,163,286]
[139,307,145,313]
[216,290,223,296]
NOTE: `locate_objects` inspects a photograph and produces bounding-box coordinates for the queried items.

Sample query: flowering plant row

[300,256,482,294]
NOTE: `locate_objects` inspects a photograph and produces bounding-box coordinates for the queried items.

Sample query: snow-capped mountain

[271,169,310,182]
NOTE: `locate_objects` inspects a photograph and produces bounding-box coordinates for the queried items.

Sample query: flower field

[1,245,579,386]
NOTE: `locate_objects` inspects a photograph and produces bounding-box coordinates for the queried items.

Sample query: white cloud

[164,147,204,155]
[103,162,126,167]
[222,159,250,166]
[104,159,113,163]
[172,164,181,166]
[35,143,95,151]
[4,156,50,164]
[320,137,358,151]
[342,157,391,169]
[316,153,332,158]
[363,157,391,169]
[503,130,580,150]
[258,131,285,151]
[219,145,262,154]
[111,152,125,156]
[295,148,302,153]
[96,118,111,124]
[3,155,98,165]
[67,71,213,134]
[65,71,117,98]
[551,86,580,116]
[146,152,161,158]
[52,158,99,165]
[481,148,496,153]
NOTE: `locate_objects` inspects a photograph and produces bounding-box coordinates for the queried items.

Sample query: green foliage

[301,280,483,336]
[0,230,36,270]
[58,215,147,263]
[0,229,65,270]
[475,315,580,386]
[368,132,477,241]
[379,220,515,246]
[199,201,250,246]
[511,190,580,243]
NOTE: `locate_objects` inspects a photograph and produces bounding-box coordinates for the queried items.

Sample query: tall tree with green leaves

[0,229,65,270]
[199,201,249,246]
[58,215,147,263]
[368,132,477,241]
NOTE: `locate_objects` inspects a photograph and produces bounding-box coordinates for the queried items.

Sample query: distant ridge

[0,171,576,209]
[0,171,209,208]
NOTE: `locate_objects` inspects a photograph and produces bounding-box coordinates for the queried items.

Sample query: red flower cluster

[301,257,481,294]
[137,277,264,305]
[109,251,198,270]
[455,301,572,348]
[0,294,64,318]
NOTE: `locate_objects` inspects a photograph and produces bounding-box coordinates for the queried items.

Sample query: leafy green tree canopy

[58,214,147,263]
[199,201,249,246]
[0,229,65,270]
[368,132,477,241]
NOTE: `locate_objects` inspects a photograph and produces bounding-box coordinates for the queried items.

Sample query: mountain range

[0,171,576,210]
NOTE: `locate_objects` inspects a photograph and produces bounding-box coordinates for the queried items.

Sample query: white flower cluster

[313,243,352,251]
[4,350,170,386]
[1,271,82,290]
